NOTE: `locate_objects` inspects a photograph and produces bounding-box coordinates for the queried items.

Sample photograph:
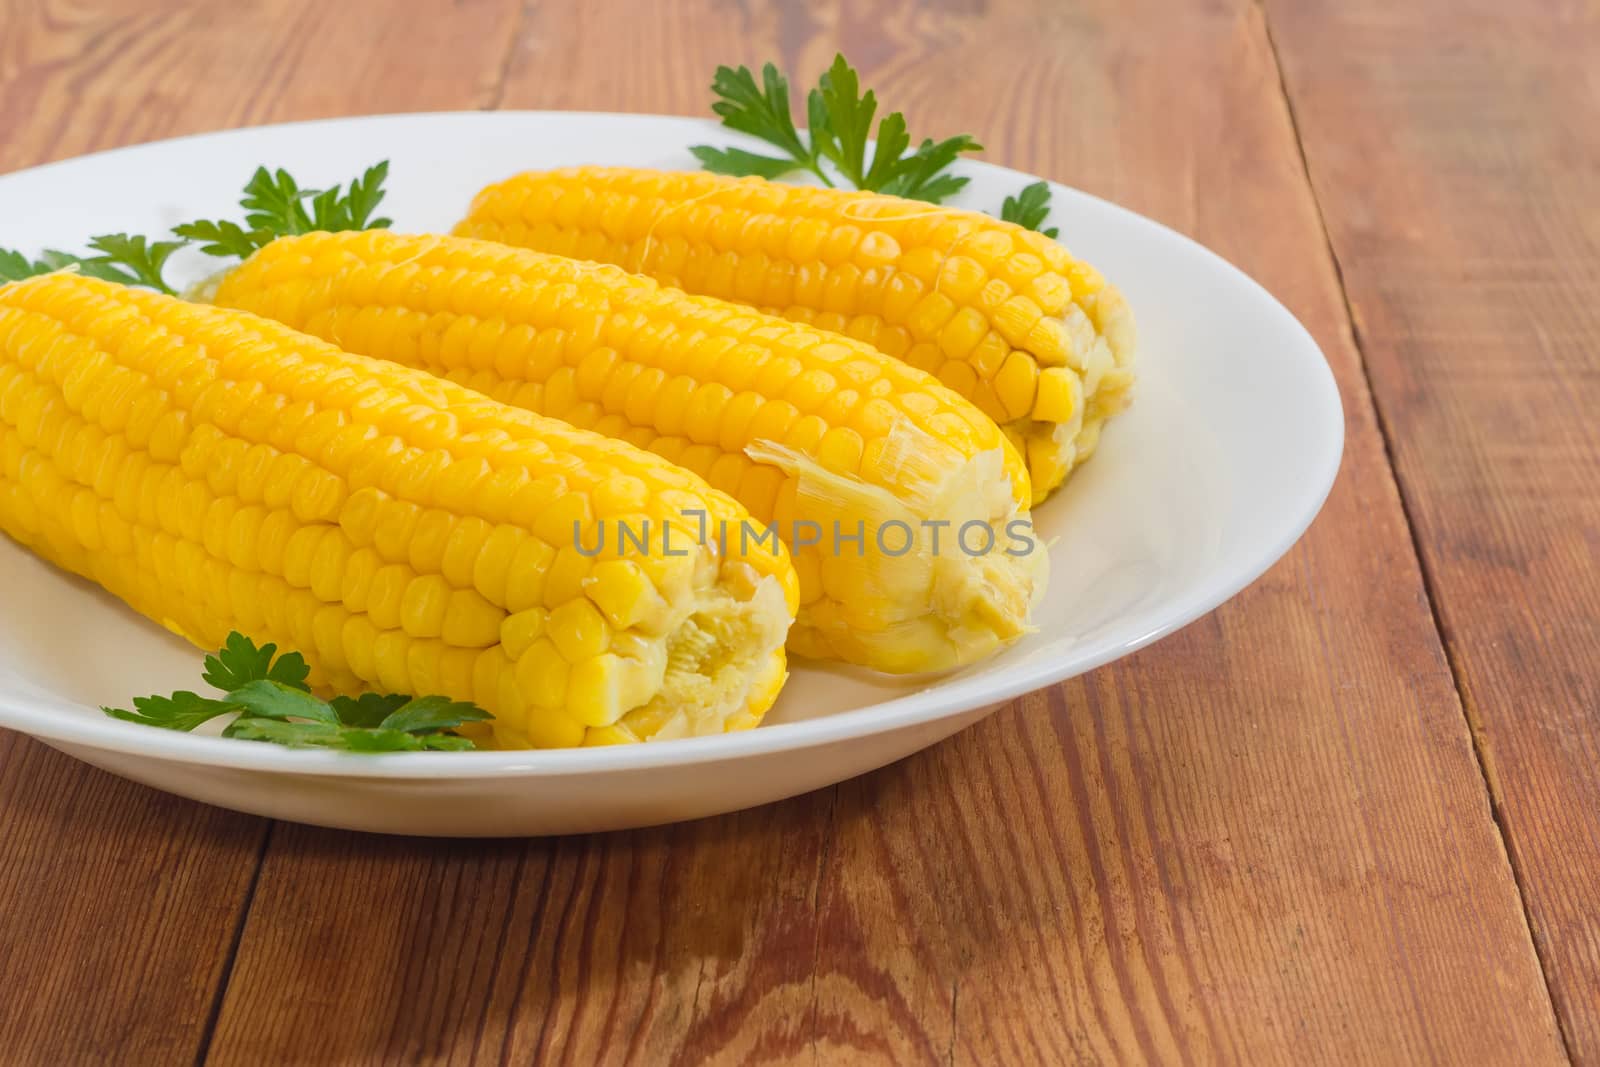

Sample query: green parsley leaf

[37,249,94,272]
[418,734,478,752]
[878,135,982,203]
[695,55,1073,221]
[201,631,311,692]
[861,112,910,192]
[998,180,1059,238]
[171,218,275,259]
[338,161,393,230]
[80,234,187,294]
[805,84,829,162]
[176,162,393,261]
[222,716,346,747]
[103,691,238,732]
[247,162,393,233]
[907,173,970,204]
[339,728,433,752]
[329,692,412,729]
[810,55,879,188]
[2,241,183,291]
[103,631,492,752]
[307,186,344,230]
[701,63,817,177]
[693,54,979,200]
[0,248,50,283]
[240,166,313,236]
[688,144,800,180]
[0,248,97,283]
[224,719,465,752]
[378,694,493,735]
[226,678,340,725]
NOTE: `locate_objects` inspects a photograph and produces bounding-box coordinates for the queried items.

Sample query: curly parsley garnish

[103,632,489,752]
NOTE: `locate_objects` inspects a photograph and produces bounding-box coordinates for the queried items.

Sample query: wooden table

[0,1,1594,1063]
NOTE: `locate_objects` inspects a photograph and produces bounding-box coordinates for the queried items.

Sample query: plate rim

[0,109,1345,779]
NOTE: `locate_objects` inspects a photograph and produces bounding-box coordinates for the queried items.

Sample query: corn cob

[0,273,797,748]
[453,167,1136,503]
[208,230,1046,674]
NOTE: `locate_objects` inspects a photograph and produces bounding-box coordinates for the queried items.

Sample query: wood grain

[0,0,522,173]
[180,0,1567,1064]
[0,1,522,1063]
[0,732,265,1064]
[1266,0,1600,1057]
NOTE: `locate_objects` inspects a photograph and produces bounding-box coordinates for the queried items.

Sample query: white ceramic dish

[0,112,1343,836]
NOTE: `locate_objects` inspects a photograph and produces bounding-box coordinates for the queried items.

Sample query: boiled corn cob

[454,167,1136,503]
[0,273,797,749]
[208,230,1046,674]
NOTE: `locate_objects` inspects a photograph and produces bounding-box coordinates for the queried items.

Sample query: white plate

[0,113,1343,836]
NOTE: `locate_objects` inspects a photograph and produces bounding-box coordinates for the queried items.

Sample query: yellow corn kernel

[547,597,610,662]
[515,637,570,708]
[566,654,626,727]
[585,558,669,631]
[993,351,1041,421]
[0,273,796,747]
[212,230,1042,672]
[455,167,1135,500]
[938,307,990,362]
[503,535,557,613]
[500,607,547,660]
[1032,367,1080,424]
[440,587,507,647]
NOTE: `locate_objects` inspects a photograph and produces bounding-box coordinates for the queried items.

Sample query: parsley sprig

[691,55,982,204]
[694,63,824,183]
[174,162,392,259]
[103,632,490,752]
[0,236,187,294]
[999,181,1059,238]
[1,161,394,293]
[0,248,88,285]
[691,54,1058,229]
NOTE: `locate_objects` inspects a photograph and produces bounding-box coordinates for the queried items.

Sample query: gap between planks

[194,823,278,1067]
[1250,2,1576,1060]
[180,5,1560,1061]
[189,12,539,1059]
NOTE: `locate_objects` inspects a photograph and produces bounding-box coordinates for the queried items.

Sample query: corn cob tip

[1003,282,1137,502]
[595,562,792,744]
[748,428,1046,674]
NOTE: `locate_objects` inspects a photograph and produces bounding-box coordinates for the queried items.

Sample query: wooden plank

[1264,0,1600,1057]
[201,0,1567,1063]
[0,0,523,1062]
[0,732,265,1064]
[0,0,521,173]
[205,799,837,1065]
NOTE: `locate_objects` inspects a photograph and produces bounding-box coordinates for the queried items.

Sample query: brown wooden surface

[1266,2,1600,1059]
[0,0,1590,1063]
